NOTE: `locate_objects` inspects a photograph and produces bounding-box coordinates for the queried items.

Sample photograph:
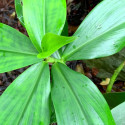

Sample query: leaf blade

[23,0,66,52]
[0,23,41,73]
[0,62,51,125]
[0,23,38,55]
[15,0,25,27]
[112,102,125,125]
[0,52,41,73]
[51,63,115,125]
[62,0,125,61]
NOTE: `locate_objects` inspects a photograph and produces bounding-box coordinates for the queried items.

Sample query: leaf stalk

[45,57,65,64]
[106,59,125,93]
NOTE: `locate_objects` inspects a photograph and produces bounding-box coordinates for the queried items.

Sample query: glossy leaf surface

[0,52,41,73]
[38,33,77,58]
[0,23,37,54]
[51,63,115,125]
[15,0,25,27]
[112,102,125,125]
[0,62,51,125]
[23,0,66,52]
[0,23,40,73]
[104,92,125,109]
[62,0,125,61]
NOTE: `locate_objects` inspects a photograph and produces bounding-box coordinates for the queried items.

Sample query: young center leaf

[37,33,77,58]
[51,63,115,125]
[62,0,125,61]
[111,102,125,125]
[23,0,66,52]
[0,23,41,73]
[0,62,51,125]
[15,0,25,27]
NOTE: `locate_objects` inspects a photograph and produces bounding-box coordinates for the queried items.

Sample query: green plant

[0,0,125,124]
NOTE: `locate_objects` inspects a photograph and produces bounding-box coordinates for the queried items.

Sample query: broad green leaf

[23,0,66,52]
[0,23,41,73]
[51,63,115,125]
[112,102,125,125]
[62,0,125,61]
[0,23,37,54]
[0,52,41,73]
[104,92,125,109]
[15,0,25,27]
[37,33,77,58]
[0,62,51,125]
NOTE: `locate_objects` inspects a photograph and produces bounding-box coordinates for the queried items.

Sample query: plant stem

[106,59,125,93]
[45,57,65,64]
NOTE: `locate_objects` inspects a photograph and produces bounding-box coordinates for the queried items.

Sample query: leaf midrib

[55,64,89,123]
[0,49,38,56]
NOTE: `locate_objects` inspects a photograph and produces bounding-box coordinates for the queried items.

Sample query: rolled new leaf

[0,62,51,125]
[0,23,41,73]
[23,0,66,52]
[62,0,125,61]
[51,63,115,125]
